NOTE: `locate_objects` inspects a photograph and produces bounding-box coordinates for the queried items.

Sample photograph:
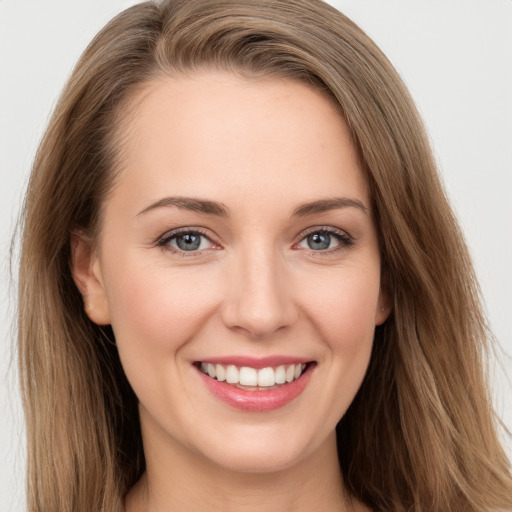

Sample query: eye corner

[294,226,354,253]
[155,227,221,256]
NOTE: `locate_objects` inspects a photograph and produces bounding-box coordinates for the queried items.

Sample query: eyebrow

[137,195,368,218]
[292,197,368,216]
[137,196,230,217]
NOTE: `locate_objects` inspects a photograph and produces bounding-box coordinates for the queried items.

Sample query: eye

[297,229,352,252]
[158,229,216,253]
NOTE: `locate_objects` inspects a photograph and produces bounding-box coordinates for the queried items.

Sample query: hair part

[17,1,512,511]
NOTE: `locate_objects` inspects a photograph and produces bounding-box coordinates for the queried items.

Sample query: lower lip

[196,364,314,412]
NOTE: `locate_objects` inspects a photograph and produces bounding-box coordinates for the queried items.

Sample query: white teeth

[274,365,286,384]
[239,367,258,386]
[225,365,239,384]
[199,362,308,387]
[257,367,275,387]
[215,364,226,382]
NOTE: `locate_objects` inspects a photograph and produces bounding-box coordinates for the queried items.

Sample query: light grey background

[1,1,511,510]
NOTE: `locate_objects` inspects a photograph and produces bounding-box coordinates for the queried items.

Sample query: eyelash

[296,227,354,254]
[156,227,215,257]
[155,226,354,256]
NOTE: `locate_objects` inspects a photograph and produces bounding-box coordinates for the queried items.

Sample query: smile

[194,359,316,412]
[199,362,307,389]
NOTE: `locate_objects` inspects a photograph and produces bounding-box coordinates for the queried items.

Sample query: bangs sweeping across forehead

[17,1,512,511]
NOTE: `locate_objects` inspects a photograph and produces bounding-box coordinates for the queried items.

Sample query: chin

[192,424,331,475]
[206,446,305,474]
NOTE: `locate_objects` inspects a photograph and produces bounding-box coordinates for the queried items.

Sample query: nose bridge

[222,240,296,337]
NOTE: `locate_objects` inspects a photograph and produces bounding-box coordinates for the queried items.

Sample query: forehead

[108,71,368,214]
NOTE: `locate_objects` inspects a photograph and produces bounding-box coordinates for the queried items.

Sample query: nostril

[219,266,298,337]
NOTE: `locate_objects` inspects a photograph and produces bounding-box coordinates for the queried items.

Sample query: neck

[125,428,356,512]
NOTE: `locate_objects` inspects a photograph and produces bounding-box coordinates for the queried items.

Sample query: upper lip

[195,356,313,369]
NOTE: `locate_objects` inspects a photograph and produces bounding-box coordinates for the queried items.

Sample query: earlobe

[375,299,391,325]
[375,273,392,326]
[70,232,111,325]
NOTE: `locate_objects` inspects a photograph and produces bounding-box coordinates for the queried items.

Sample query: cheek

[304,267,382,349]
[103,257,220,361]
[316,272,380,410]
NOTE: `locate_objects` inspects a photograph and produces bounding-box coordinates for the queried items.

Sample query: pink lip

[197,355,311,369]
[195,362,315,412]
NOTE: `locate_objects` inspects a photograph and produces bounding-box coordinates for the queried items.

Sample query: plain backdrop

[1,1,511,510]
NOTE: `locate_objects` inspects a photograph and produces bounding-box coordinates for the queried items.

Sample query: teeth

[257,367,275,387]
[215,364,226,382]
[239,367,258,386]
[225,365,239,384]
[199,362,307,387]
[275,365,286,384]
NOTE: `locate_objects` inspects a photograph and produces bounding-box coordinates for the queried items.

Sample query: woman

[17,0,512,511]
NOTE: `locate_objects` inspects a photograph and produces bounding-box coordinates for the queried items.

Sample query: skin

[73,71,389,512]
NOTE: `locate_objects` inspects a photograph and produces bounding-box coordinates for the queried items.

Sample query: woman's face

[76,71,389,474]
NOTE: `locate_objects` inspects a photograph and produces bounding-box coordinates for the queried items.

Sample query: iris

[307,232,331,250]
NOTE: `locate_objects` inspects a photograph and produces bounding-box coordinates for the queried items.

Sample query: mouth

[193,360,316,411]
[196,361,311,390]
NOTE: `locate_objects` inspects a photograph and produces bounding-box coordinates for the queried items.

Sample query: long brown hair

[17,1,512,510]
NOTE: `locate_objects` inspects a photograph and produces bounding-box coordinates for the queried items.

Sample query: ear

[375,270,392,326]
[70,232,111,325]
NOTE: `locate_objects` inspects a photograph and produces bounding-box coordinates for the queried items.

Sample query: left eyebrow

[292,197,368,217]
[136,196,230,217]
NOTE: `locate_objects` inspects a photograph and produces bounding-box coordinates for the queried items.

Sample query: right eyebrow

[292,197,368,217]
[136,196,230,217]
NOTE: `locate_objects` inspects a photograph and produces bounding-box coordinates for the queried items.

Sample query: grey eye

[174,233,203,251]
[297,230,347,252]
[306,232,332,250]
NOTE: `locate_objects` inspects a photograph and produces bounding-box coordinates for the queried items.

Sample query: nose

[220,246,298,338]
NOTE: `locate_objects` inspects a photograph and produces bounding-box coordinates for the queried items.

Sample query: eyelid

[155,227,221,256]
[293,226,354,252]
[154,225,354,256]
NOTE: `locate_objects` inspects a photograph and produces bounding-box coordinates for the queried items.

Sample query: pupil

[176,233,201,251]
[308,232,330,250]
